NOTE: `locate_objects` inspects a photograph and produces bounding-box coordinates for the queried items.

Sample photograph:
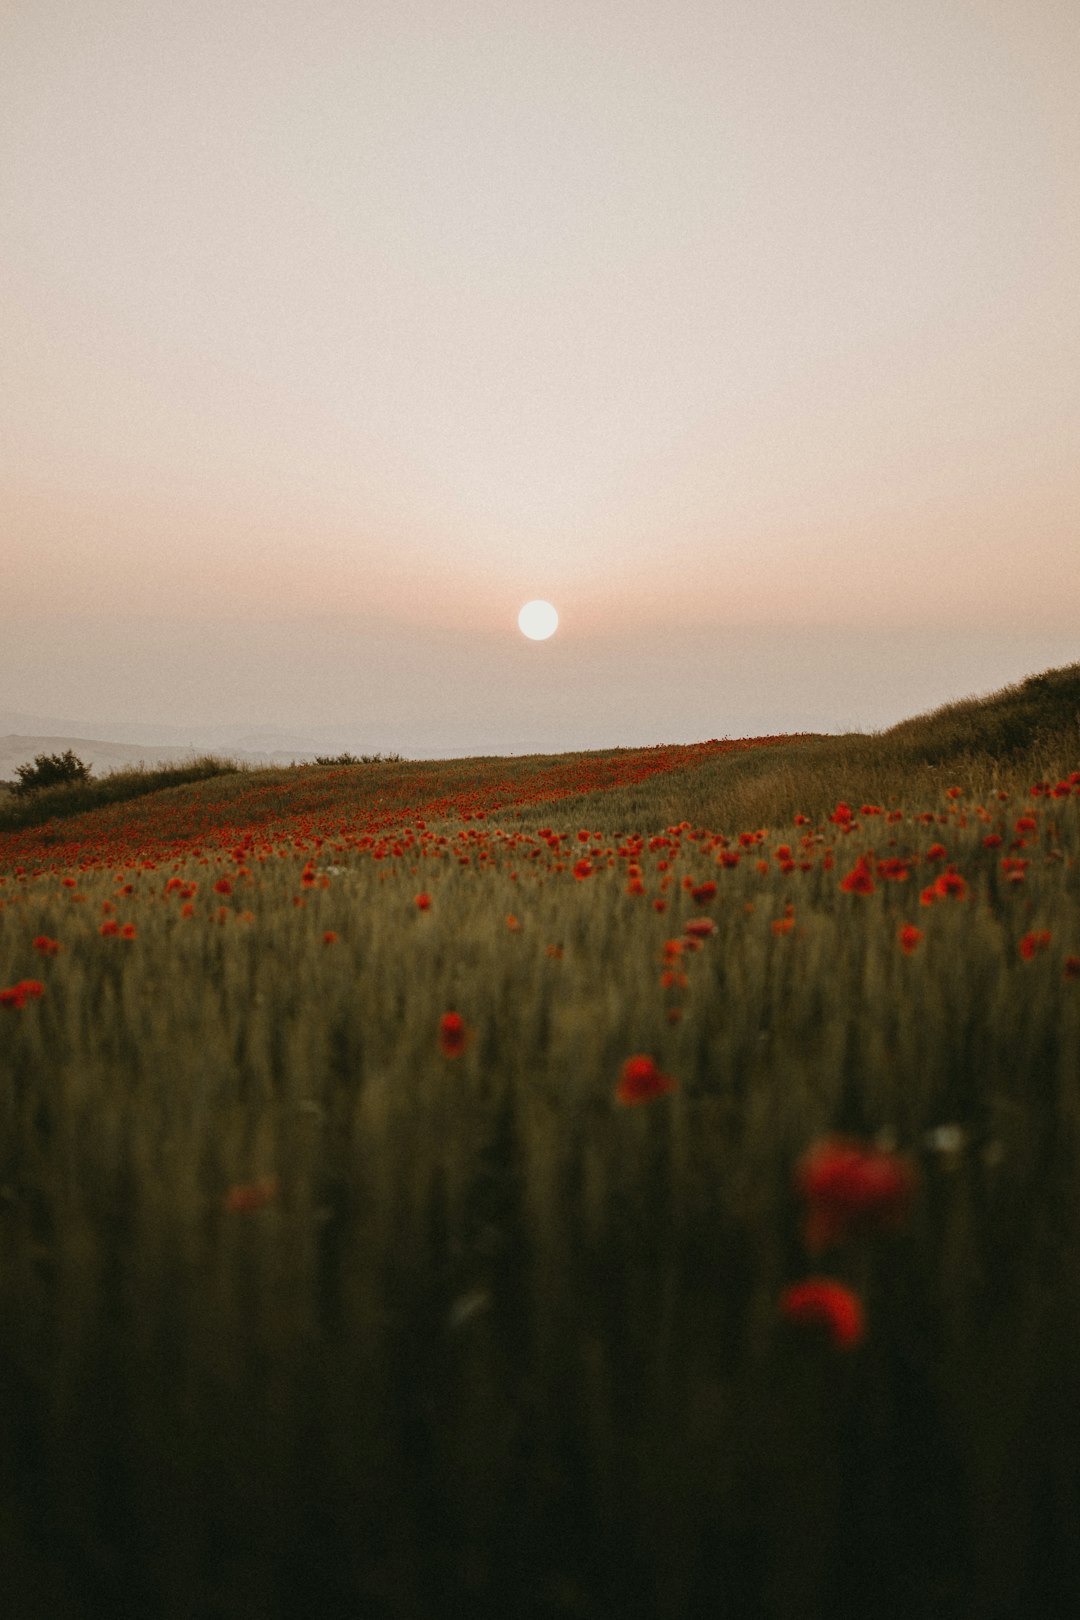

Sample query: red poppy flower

[683,917,716,939]
[415,892,432,910]
[690,880,717,904]
[438,1011,471,1057]
[32,935,60,955]
[779,1278,864,1348]
[1019,930,1051,960]
[100,920,120,937]
[213,878,232,896]
[898,924,923,954]
[120,923,137,940]
[796,1137,915,1250]
[573,858,593,880]
[615,1055,677,1106]
[1065,956,1080,980]
[323,931,339,944]
[0,979,45,1009]
[933,868,967,900]
[772,917,795,935]
[839,858,875,895]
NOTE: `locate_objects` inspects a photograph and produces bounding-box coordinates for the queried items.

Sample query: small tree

[12,750,93,797]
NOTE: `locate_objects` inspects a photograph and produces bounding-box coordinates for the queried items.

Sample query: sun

[517,599,559,640]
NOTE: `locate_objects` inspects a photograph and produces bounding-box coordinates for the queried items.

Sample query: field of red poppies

[1,694,1079,1619]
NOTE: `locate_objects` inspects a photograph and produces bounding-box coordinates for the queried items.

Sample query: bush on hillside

[0,755,242,832]
[12,750,93,797]
[312,751,403,765]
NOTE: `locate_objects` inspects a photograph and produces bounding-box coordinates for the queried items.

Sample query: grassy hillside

[0,666,1078,1619]
[2,662,1078,862]
[0,755,244,833]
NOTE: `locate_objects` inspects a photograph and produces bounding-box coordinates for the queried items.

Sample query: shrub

[12,750,93,797]
[312,751,403,765]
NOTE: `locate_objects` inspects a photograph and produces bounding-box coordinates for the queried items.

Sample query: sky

[2,0,1078,755]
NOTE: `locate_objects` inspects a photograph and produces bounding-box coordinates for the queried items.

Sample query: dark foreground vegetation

[0,664,1078,1619]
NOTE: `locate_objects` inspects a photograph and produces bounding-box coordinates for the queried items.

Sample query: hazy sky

[3,0,1078,752]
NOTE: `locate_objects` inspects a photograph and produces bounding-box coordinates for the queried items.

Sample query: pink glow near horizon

[2,1,1077,748]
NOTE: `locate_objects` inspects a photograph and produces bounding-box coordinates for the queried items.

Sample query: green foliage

[0,755,244,832]
[312,750,404,765]
[12,748,92,796]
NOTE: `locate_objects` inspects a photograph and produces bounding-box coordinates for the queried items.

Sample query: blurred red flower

[933,868,967,900]
[898,924,923,955]
[1019,930,1051,960]
[224,1175,280,1214]
[573,858,593,880]
[796,1137,915,1250]
[32,935,60,955]
[1,979,45,1009]
[439,1011,471,1057]
[683,917,716,939]
[690,880,717,904]
[839,858,875,895]
[615,1055,677,1106]
[415,892,432,910]
[779,1278,864,1348]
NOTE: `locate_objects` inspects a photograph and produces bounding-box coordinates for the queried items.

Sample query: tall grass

[0,668,1078,1618]
[0,756,245,833]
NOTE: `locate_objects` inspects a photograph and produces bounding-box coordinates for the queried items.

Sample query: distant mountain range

[0,733,320,784]
[0,709,527,782]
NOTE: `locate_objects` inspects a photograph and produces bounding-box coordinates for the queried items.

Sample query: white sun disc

[518,599,559,640]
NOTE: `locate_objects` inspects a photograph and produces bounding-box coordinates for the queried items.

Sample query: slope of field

[0,667,1078,1620]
